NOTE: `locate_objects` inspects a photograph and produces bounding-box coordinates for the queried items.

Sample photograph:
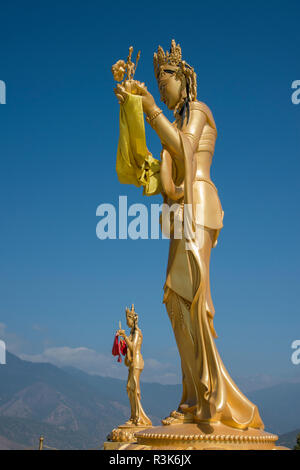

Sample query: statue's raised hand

[113,83,129,105]
[113,80,136,104]
[117,329,126,337]
[131,81,156,115]
[113,80,156,115]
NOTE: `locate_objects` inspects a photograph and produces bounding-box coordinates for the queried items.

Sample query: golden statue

[117,305,152,427]
[106,305,152,448]
[106,41,281,450]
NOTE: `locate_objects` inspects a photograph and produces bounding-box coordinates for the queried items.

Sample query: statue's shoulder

[190,100,213,117]
[190,101,216,130]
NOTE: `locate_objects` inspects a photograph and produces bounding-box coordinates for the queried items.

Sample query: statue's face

[158,68,184,110]
[126,315,134,328]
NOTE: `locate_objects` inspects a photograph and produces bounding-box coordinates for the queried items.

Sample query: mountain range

[0,352,299,449]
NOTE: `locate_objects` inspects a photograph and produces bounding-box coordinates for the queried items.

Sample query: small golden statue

[106,305,152,448]
[117,305,152,427]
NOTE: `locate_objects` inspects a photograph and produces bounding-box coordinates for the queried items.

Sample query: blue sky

[0,0,299,385]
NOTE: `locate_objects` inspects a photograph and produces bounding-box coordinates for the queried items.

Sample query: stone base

[112,422,281,450]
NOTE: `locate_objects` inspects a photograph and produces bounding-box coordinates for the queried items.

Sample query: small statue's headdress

[153,40,197,121]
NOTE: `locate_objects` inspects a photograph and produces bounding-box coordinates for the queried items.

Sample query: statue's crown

[126,304,138,319]
[154,39,182,79]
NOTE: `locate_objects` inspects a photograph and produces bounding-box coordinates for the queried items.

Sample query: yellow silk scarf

[116,93,161,196]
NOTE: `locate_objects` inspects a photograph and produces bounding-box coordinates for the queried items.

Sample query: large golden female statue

[113,40,264,435]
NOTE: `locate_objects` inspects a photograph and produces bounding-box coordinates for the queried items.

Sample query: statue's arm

[148,107,207,160]
[117,330,133,351]
[131,330,140,351]
[113,82,207,160]
[124,335,133,352]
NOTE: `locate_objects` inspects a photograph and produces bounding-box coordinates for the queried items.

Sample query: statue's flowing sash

[116,93,161,196]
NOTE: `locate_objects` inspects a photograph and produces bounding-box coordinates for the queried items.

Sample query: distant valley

[0,352,299,449]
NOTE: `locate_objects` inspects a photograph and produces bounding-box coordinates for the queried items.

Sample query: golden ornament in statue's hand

[111,60,126,82]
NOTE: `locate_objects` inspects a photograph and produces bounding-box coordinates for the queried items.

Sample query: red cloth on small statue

[112,334,127,363]
[119,338,127,356]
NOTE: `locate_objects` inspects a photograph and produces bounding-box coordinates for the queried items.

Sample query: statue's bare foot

[133,418,151,427]
[124,419,135,426]
[161,410,186,426]
[179,403,196,414]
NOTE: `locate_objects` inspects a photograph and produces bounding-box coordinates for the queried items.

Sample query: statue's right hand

[117,329,126,337]
[130,81,156,115]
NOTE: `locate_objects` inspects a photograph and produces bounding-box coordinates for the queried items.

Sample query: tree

[294,433,300,450]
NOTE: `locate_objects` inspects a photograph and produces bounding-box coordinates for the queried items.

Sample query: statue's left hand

[114,84,129,105]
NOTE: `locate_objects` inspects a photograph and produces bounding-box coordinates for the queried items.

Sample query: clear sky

[0,0,299,386]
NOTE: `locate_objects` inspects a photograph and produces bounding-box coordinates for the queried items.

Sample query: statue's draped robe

[116,94,264,430]
[116,93,161,196]
[125,328,152,426]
